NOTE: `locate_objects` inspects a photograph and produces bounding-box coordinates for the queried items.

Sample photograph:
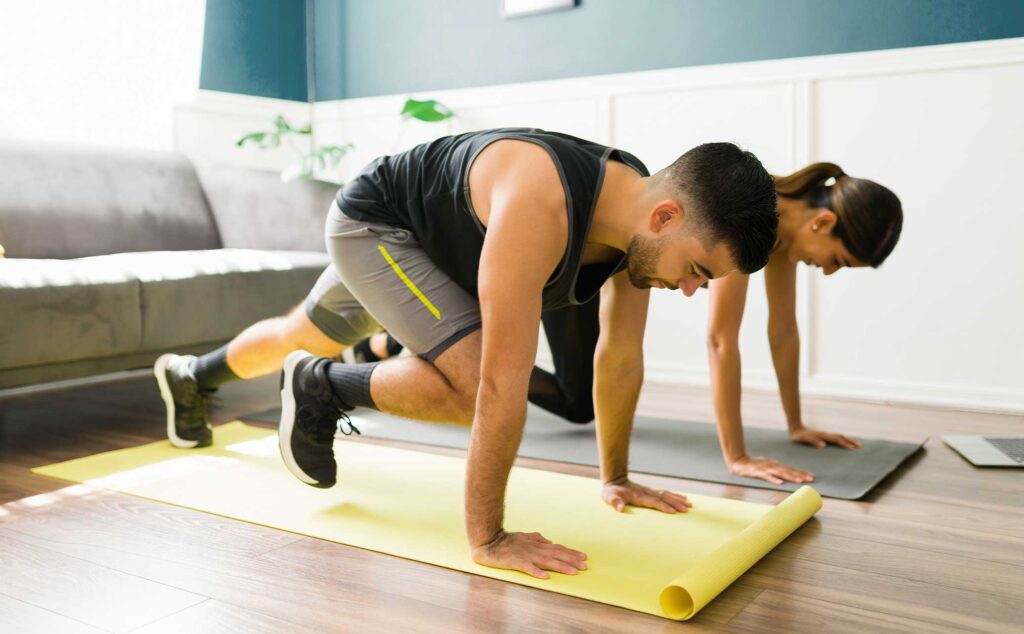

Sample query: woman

[707,163,903,484]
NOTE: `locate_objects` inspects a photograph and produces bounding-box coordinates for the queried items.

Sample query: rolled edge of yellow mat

[658,485,823,620]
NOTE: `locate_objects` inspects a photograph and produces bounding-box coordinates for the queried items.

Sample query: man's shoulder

[472,139,565,207]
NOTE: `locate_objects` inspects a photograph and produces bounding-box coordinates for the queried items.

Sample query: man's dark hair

[660,143,778,274]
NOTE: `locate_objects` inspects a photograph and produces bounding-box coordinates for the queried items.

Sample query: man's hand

[790,426,862,450]
[471,531,588,580]
[602,477,692,513]
[727,455,815,485]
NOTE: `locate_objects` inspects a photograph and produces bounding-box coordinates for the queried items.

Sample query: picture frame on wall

[502,0,578,19]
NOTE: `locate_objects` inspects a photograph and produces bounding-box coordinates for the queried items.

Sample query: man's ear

[811,209,838,233]
[648,199,683,234]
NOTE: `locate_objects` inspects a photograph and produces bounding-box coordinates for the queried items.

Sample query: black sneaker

[278,350,360,488]
[154,354,213,448]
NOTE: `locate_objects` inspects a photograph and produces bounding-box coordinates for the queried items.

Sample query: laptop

[943,436,1024,467]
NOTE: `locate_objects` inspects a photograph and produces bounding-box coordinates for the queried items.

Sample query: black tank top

[336,128,649,310]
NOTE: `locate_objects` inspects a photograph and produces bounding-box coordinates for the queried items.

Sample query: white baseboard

[642,365,1024,415]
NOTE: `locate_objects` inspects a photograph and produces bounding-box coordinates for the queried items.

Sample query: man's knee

[444,374,480,426]
[432,330,482,424]
[282,305,344,356]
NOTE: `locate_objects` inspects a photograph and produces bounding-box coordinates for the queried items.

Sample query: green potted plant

[237,98,454,183]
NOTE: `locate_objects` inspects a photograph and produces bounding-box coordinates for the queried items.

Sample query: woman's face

[787,210,865,275]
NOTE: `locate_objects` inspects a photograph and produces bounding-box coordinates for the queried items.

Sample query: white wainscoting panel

[614,82,797,383]
[810,61,1024,409]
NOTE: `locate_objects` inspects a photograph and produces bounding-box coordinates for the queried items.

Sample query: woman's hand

[471,531,587,580]
[727,455,815,485]
[602,477,692,513]
[790,426,862,450]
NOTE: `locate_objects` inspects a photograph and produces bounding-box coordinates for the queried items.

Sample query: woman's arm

[763,256,803,430]
[764,257,861,450]
[708,270,815,484]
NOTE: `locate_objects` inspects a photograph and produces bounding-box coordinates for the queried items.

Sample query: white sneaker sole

[278,350,327,486]
[154,354,201,449]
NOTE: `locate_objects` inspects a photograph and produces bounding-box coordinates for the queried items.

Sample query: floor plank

[131,599,323,634]
[0,487,303,567]
[0,593,106,634]
[772,527,1024,601]
[738,554,1020,633]
[725,589,968,634]
[0,531,206,633]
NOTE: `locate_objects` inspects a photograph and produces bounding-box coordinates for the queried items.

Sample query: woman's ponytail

[774,163,903,267]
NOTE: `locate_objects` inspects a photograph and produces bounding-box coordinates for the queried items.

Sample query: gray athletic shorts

[304,202,482,361]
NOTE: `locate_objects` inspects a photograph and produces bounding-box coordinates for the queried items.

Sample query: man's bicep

[708,272,749,336]
[597,270,650,360]
[477,199,566,387]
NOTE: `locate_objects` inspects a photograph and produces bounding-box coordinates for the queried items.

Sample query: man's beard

[625,234,665,289]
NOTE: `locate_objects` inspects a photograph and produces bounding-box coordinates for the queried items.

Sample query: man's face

[625,232,736,296]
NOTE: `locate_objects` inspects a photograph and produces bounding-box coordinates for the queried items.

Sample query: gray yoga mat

[243,405,924,500]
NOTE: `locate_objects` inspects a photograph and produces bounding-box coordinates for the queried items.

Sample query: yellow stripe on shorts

[378,245,442,320]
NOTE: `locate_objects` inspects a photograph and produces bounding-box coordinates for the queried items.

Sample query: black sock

[190,345,239,391]
[326,361,379,410]
[384,334,404,357]
[353,337,381,362]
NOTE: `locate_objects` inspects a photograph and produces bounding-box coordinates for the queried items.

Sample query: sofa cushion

[0,141,221,259]
[113,249,331,350]
[0,250,331,372]
[196,165,338,253]
[0,259,142,370]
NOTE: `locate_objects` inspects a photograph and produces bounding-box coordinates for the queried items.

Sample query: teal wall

[200,0,310,102]
[313,0,346,101]
[200,0,1024,102]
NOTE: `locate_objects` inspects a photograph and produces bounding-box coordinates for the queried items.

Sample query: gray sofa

[0,141,337,389]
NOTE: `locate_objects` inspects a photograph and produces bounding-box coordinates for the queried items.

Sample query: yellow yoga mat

[33,422,821,621]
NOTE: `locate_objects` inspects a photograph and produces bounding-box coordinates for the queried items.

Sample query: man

[157,128,778,578]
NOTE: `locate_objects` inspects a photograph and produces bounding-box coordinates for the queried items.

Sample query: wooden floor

[1,374,1022,633]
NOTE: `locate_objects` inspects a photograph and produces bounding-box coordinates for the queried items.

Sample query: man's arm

[466,142,587,579]
[595,271,691,514]
[706,272,750,463]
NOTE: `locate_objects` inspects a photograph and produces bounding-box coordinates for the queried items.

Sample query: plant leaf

[236,131,267,147]
[236,130,283,150]
[274,114,294,134]
[322,144,352,157]
[401,98,454,122]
